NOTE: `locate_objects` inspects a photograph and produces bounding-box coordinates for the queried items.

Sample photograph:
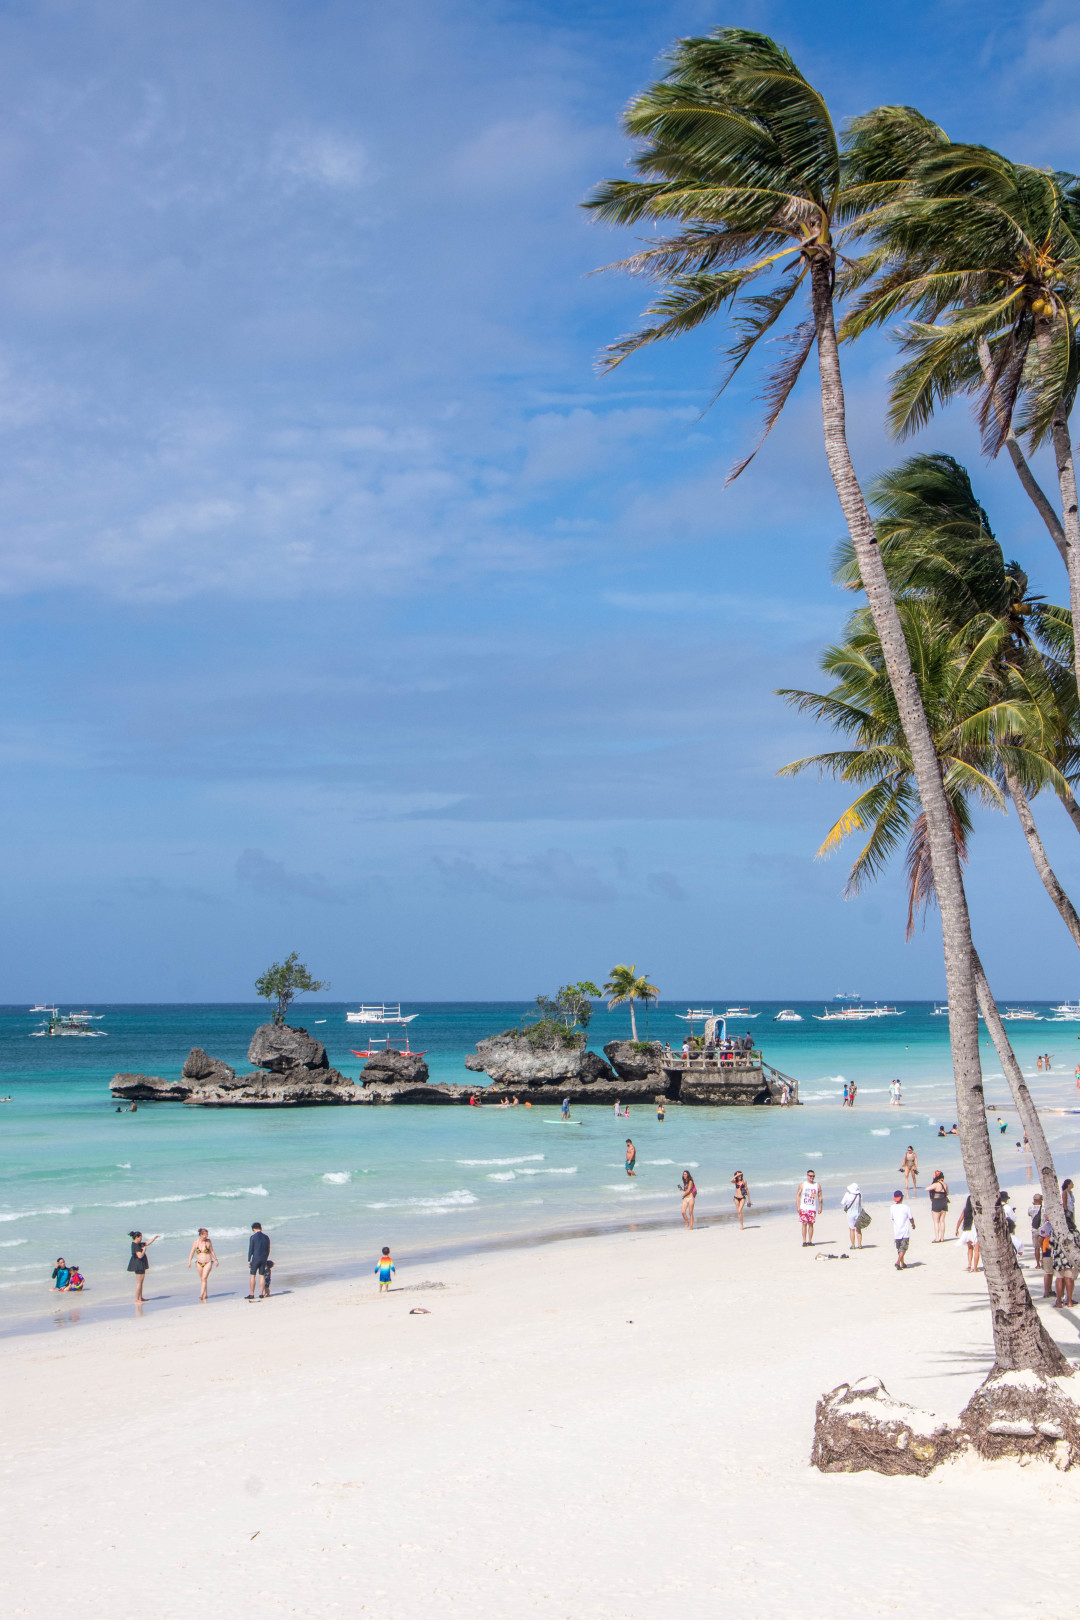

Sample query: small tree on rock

[255,953,329,1026]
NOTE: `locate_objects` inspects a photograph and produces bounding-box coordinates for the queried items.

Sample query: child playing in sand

[375,1248,395,1291]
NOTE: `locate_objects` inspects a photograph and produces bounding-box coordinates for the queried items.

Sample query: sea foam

[322,1172,351,1184]
[456,1154,544,1167]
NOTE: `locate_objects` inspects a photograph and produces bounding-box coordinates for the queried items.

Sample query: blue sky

[3,0,1080,1001]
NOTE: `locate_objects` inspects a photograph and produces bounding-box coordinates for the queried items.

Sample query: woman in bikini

[731,1171,750,1230]
[127,1230,160,1304]
[900,1145,919,1194]
[187,1228,219,1302]
[679,1170,697,1230]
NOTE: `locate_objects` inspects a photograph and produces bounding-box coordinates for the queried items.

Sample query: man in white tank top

[796,1170,822,1246]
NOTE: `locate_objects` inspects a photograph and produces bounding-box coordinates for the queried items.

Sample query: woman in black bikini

[127,1230,160,1304]
[731,1171,750,1230]
[926,1171,950,1241]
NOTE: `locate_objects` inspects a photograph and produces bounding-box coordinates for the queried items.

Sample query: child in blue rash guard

[375,1248,395,1291]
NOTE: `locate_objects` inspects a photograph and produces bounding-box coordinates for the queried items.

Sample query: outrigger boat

[29,1008,107,1037]
[346,1003,424,1058]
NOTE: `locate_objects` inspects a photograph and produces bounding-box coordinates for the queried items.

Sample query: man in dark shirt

[247,1221,271,1300]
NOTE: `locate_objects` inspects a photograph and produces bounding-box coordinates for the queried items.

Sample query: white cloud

[270,127,372,190]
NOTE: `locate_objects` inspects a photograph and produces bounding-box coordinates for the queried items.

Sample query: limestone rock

[604,1040,665,1083]
[960,1369,1080,1469]
[181,1047,236,1083]
[467,1033,615,1087]
[110,1073,191,1102]
[247,1022,329,1072]
[811,1376,962,1476]
[361,1050,429,1085]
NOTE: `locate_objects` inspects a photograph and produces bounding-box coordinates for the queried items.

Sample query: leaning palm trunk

[1004,774,1080,950]
[812,260,1066,1373]
[974,953,1080,1276]
[976,335,1068,563]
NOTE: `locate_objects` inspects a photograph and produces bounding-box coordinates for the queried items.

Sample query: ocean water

[4,999,1080,1336]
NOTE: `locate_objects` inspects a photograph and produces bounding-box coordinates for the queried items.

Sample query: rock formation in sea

[464,1032,616,1087]
[603,1040,666,1084]
[359,1049,430,1085]
[247,1023,329,1072]
[181,1047,236,1084]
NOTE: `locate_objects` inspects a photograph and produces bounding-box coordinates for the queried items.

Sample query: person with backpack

[841,1183,866,1249]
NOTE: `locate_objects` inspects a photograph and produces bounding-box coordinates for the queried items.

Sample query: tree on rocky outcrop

[603,965,658,1040]
[254,953,329,1025]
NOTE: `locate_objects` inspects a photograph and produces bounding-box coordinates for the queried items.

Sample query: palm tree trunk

[974,952,1080,1278]
[1031,327,1080,673]
[812,257,1065,1373]
[1004,773,1080,950]
[1059,785,1080,840]
[629,998,637,1040]
[977,335,1068,562]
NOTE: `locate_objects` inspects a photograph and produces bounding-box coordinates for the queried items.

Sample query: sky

[3,0,1080,1002]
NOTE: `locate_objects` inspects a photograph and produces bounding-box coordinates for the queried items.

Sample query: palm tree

[842,117,1080,676]
[586,28,1061,1372]
[832,453,1080,948]
[603,964,659,1041]
[779,455,1078,1255]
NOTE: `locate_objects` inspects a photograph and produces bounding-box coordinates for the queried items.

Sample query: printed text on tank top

[799,1182,821,1212]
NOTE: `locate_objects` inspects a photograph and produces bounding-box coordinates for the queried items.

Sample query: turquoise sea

[4,1000,1080,1337]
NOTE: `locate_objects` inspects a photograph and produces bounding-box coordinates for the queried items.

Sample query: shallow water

[4,999,1079,1335]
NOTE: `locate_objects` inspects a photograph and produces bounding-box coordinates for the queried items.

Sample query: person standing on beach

[956,1196,980,1271]
[731,1171,750,1229]
[187,1228,219,1302]
[890,1191,914,1268]
[890,1079,902,1107]
[842,1082,850,1107]
[1062,1179,1076,1234]
[247,1222,271,1301]
[127,1231,160,1304]
[926,1172,950,1242]
[679,1170,697,1229]
[841,1184,863,1249]
[848,1081,857,1106]
[375,1247,395,1291]
[625,1139,637,1177]
[796,1170,822,1246]
[1028,1192,1045,1270]
[900,1146,919,1194]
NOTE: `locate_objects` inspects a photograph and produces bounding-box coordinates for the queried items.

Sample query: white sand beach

[2,1202,1077,1620]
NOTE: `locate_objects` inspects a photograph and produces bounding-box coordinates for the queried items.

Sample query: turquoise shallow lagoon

[4,1000,1080,1336]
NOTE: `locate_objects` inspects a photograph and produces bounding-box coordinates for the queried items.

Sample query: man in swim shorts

[890,1190,915,1269]
[796,1170,822,1245]
[625,1139,637,1177]
[247,1221,271,1300]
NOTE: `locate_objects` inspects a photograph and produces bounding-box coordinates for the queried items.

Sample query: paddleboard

[544,1119,582,1124]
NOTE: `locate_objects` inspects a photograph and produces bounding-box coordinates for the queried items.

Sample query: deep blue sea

[4,999,1080,1336]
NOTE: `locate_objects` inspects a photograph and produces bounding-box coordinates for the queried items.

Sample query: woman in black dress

[127,1230,160,1304]
[927,1171,950,1242]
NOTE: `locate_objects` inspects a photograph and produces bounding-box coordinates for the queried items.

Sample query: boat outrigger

[346,1003,425,1058]
[29,1008,107,1037]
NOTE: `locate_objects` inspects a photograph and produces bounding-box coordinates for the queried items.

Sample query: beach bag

[855,1209,872,1231]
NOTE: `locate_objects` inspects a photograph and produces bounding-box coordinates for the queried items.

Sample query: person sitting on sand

[375,1247,395,1291]
[679,1170,697,1229]
[796,1170,822,1246]
[51,1258,71,1292]
[67,1265,84,1291]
